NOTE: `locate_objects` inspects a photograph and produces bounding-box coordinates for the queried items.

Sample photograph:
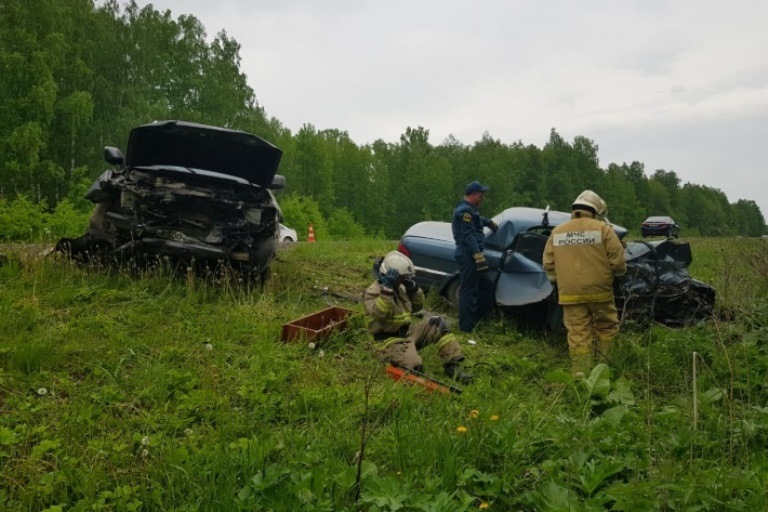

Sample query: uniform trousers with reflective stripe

[562,300,619,374]
[376,317,463,370]
[456,252,495,332]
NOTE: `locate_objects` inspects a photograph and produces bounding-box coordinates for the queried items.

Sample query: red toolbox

[280,306,354,343]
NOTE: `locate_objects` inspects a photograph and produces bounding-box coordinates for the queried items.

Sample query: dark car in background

[396,206,714,328]
[57,120,286,281]
[641,216,680,238]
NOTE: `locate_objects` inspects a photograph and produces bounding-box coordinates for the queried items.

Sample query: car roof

[403,206,628,243]
[644,215,674,222]
[125,120,283,188]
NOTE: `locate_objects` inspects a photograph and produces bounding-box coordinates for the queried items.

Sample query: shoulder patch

[462,212,473,223]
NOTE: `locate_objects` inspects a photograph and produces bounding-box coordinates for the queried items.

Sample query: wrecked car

[57,120,285,281]
[396,206,715,328]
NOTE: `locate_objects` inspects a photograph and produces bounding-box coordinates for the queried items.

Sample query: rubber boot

[444,362,473,384]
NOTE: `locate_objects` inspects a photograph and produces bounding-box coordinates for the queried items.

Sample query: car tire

[282,237,294,243]
[444,279,461,308]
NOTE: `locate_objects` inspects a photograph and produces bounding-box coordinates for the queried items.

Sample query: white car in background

[278,223,298,242]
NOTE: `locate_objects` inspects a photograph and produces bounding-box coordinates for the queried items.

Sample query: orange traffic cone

[307,224,317,243]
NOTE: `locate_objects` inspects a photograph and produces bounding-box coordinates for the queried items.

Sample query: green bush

[47,198,90,238]
[327,207,366,240]
[278,194,327,241]
[0,196,47,241]
[0,196,90,242]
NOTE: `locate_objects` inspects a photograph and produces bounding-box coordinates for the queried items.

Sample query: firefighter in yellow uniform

[543,190,627,377]
[363,251,473,383]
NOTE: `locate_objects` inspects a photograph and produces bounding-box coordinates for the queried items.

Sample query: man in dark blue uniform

[451,181,498,332]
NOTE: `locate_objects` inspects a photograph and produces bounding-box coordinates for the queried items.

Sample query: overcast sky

[137,0,768,217]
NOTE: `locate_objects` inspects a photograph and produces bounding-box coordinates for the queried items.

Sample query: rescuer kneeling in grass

[363,251,473,384]
[543,190,627,378]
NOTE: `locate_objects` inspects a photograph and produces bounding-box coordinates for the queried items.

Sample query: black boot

[444,362,473,384]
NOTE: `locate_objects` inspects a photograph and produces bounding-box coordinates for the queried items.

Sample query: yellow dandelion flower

[469,409,480,419]
[479,502,490,509]
[456,426,468,433]
[490,415,500,421]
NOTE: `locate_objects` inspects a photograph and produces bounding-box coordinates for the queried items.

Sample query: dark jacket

[451,199,492,257]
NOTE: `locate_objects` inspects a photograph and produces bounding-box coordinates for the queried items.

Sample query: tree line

[1,0,765,241]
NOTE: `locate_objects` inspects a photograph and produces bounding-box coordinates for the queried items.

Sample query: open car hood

[125,121,283,188]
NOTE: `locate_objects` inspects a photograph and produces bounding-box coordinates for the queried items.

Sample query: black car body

[57,121,285,280]
[397,206,714,328]
[641,216,680,238]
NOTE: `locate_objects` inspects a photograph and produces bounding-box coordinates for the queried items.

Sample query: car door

[493,229,555,306]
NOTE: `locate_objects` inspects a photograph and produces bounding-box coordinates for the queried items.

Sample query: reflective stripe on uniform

[374,296,393,316]
[558,291,615,304]
[375,337,405,349]
[435,332,457,350]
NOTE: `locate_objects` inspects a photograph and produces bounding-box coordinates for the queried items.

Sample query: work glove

[381,268,400,291]
[487,220,498,232]
[473,252,489,272]
[403,277,419,294]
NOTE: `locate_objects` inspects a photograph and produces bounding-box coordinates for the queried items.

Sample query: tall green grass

[1,239,767,511]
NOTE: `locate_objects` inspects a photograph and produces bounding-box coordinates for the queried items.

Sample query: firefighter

[542,190,627,378]
[363,251,473,383]
[451,181,498,332]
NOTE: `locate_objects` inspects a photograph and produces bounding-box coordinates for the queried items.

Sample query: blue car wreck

[396,206,715,328]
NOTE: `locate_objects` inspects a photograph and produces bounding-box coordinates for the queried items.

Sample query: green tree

[732,199,765,237]
[278,195,327,241]
[602,165,639,227]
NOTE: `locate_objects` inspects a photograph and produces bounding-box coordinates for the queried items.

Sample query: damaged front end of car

[56,121,285,280]
[398,206,716,329]
[616,239,716,327]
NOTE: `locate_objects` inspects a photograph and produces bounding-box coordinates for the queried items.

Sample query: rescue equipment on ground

[385,365,463,395]
[281,306,353,342]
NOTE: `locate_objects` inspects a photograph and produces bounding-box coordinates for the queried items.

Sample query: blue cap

[464,181,489,195]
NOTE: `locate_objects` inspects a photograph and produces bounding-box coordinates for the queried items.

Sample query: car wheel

[282,237,294,243]
[444,279,460,308]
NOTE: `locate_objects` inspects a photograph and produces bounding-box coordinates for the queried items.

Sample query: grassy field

[1,238,767,511]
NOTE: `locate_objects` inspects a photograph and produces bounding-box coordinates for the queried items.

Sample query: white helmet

[572,190,607,220]
[379,251,415,277]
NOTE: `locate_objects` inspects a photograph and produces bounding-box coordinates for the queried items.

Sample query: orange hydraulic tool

[385,365,462,395]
